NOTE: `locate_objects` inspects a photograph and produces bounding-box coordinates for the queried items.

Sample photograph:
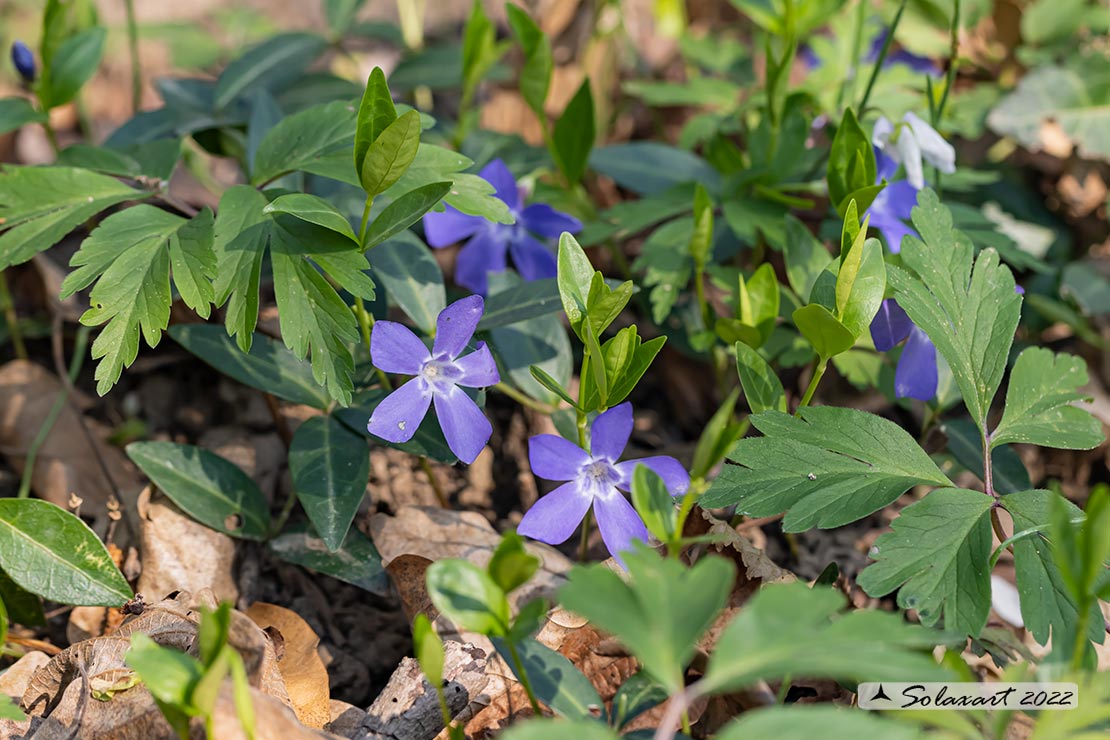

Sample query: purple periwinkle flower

[870,298,937,401]
[423,159,582,295]
[10,41,34,83]
[367,295,500,464]
[866,148,919,253]
[517,402,690,563]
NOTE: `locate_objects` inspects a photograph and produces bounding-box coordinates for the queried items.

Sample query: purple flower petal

[895,326,938,400]
[454,342,500,388]
[455,229,509,295]
[590,403,633,461]
[423,204,486,248]
[367,380,432,443]
[479,159,521,211]
[874,147,899,182]
[371,321,429,374]
[520,203,582,238]
[509,233,558,282]
[529,434,590,482]
[593,487,649,564]
[433,295,484,359]
[870,299,913,352]
[517,481,592,545]
[434,385,492,464]
[615,457,690,496]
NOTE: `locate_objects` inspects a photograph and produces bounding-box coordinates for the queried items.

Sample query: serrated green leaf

[0,166,146,270]
[991,347,1103,450]
[701,407,952,530]
[263,193,358,243]
[214,32,326,110]
[492,636,604,720]
[792,303,854,359]
[361,109,422,196]
[367,231,445,332]
[0,499,132,606]
[887,190,1022,430]
[363,181,452,249]
[858,488,994,636]
[506,4,553,119]
[212,185,268,351]
[269,521,388,594]
[126,441,270,539]
[552,79,595,184]
[0,97,47,135]
[558,547,734,692]
[702,582,949,694]
[735,342,786,414]
[289,415,370,552]
[354,67,397,176]
[62,206,216,395]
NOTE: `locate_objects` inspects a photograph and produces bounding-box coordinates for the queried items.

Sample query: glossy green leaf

[0,97,47,135]
[611,671,668,730]
[263,193,357,243]
[506,4,552,118]
[487,531,540,595]
[0,166,146,271]
[835,236,885,339]
[289,415,370,553]
[701,407,952,530]
[367,231,445,333]
[703,582,948,694]
[557,232,594,333]
[269,521,388,595]
[717,705,926,740]
[991,347,1103,450]
[690,387,746,480]
[735,342,786,414]
[126,441,270,539]
[363,181,452,249]
[413,614,445,688]
[858,488,994,636]
[737,263,780,347]
[589,143,720,196]
[887,190,1022,430]
[631,465,677,543]
[354,67,397,176]
[552,79,595,184]
[477,277,563,330]
[492,636,604,721]
[827,108,876,216]
[0,567,45,626]
[558,547,734,692]
[792,303,855,359]
[426,559,510,636]
[387,144,513,223]
[361,110,422,196]
[0,498,132,606]
[169,324,329,409]
[214,32,327,110]
[40,26,106,109]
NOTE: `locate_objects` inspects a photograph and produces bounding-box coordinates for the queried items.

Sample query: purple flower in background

[870,299,937,401]
[865,29,942,76]
[423,159,582,294]
[873,112,955,190]
[10,41,34,82]
[367,295,500,464]
[517,403,690,563]
[866,148,919,253]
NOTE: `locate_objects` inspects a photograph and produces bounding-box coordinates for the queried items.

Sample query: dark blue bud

[11,41,35,83]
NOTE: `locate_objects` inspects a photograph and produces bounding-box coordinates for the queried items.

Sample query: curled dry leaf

[246,602,331,729]
[0,650,50,699]
[137,488,239,604]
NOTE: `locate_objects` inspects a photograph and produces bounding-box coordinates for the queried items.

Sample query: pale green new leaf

[354,67,397,175]
[0,166,146,270]
[506,3,553,118]
[735,342,786,414]
[991,347,1103,450]
[858,488,994,637]
[361,109,422,196]
[701,407,952,530]
[835,236,885,339]
[887,189,1022,429]
[702,583,949,695]
[61,206,216,395]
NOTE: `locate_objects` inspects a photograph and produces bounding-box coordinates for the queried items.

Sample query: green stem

[123,0,142,114]
[270,477,301,537]
[359,196,375,249]
[934,0,961,123]
[494,382,556,414]
[0,271,27,360]
[505,638,544,716]
[796,358,827,410]
[435,683,453,729]
[857,0,909,115]
[1071,602,1091,672]
[981,429,995,498]
[694,268,713,333]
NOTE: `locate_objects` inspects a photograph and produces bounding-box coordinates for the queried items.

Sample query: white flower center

[419,357,461,393]
[579,458,619,492]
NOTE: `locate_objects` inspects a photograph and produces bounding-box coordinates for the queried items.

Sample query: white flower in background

[872,112,956,190]
[990,575,1024,629]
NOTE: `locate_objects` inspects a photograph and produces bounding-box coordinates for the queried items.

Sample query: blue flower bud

[10,41,35,83]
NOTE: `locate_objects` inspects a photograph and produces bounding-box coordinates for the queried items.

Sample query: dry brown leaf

[137,488,239,604]
[246,602,331,729]
[207,682,343,740]
[0,360,143,523]
[384,554,435,622]
[0,650,50,699]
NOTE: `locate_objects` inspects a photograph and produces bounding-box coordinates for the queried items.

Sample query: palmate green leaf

[263,193,358,243]
[492,637,604,721]
[213,32,327,110]
[363,181,452,249]
[552,79,596,185]
[991,347,1103,450]
[506,3,552,118]
[558,547,735,693]
[701,407,952,530]
[354,67,397,176]
[858,488,994,636]
[887,189,1022,430]
[1000,490,1105,647]
[0,166,146,270]
[269,521,388,595]
[60,206,216,395]
[0,97,47,135]
[0,498,132,606]
[367,231,445,333]
[717,706,926,740]
[126,441,270,539]
[212,185,269,351]
[702,583,948,695]
[289,415,370,553]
